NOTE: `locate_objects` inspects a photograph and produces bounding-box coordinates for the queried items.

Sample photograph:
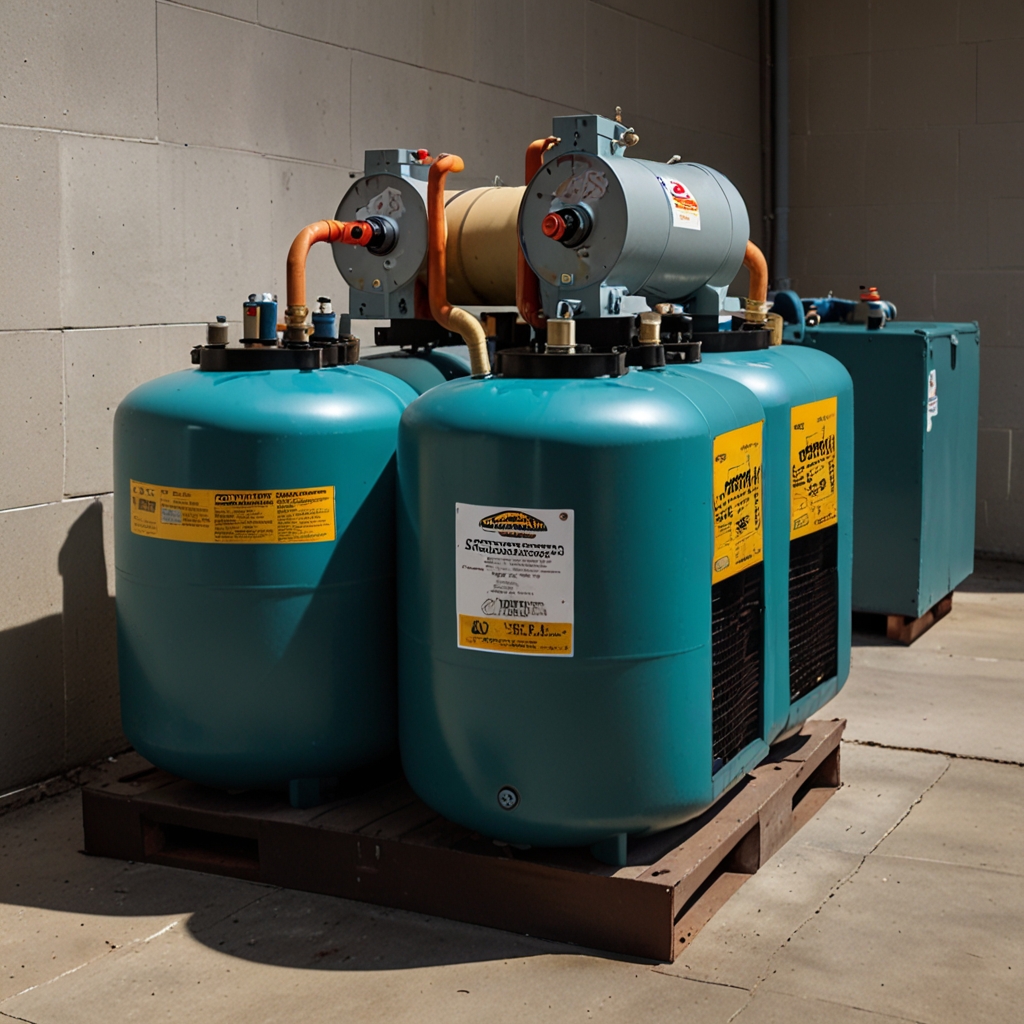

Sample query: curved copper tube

[427,154,490,376]
[516,136,560,329]
[743,240,769,304]
[284,220,371,340]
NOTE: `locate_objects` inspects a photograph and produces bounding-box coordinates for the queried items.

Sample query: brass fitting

[740,297,772,325]
[546,318,576,353]
[283,304,311,344]
[639,311,662,344]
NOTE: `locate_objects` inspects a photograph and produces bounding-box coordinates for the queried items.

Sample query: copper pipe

[284,219,372,341]
[743,240,769,304]
[516,135,560,329]
[427,154,490,376]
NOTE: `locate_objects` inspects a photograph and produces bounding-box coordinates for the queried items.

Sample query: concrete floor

[2,561,1022,1023]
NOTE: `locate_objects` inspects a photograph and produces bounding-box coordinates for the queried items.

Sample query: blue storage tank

[397,344,768,862]
[114,336,416,805]
[662,330,853,740]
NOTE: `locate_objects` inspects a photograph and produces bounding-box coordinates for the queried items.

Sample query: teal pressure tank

[397,340,768,862]
[114,319,417,805]
[360,345,472,395]
[660,324,853,740]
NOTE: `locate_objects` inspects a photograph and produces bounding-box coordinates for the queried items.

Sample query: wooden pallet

[82,719,844,962]
[852,592,955,646]
[886,591,954,645]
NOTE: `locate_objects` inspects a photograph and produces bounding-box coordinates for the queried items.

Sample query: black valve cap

[554,205,592,248]
[366,215,399,256]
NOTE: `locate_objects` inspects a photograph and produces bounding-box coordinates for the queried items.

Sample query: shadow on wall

[0,501,123,794]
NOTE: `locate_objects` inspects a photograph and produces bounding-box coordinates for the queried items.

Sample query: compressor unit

[114,226,418,807]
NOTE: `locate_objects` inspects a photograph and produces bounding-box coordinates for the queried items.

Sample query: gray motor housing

[519,115,750,319]
[334,149,429,320]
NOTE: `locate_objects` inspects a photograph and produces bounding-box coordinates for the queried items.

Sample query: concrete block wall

[788,0,1024,558]
[0,0,761,793]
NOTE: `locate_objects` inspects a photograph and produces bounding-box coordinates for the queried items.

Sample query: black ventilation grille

[711,563,764,770]
[789,525,839,703]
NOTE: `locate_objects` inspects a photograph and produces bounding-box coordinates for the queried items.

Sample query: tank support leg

[590,833,628,867]
[688,284,723,333]
[289,778,321,809]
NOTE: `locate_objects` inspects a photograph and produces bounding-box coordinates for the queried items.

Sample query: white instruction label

[926,369,938,432]
[553,165,609,205]
[356,185,405,221]
[656,176,701,230]
[455,503,574,656]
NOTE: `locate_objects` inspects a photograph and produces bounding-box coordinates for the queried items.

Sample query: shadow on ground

[852,556,1024,646]
[5,558,1020,974]
[958,556,1024,593]
[0,784,634,973]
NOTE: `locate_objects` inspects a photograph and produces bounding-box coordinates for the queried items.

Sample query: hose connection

[517,136,561,329]
[427,154,491,376]
[740,240,771,326]
[285,219,392,344]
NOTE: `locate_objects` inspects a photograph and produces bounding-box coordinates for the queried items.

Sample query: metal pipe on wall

[772,0,790,289]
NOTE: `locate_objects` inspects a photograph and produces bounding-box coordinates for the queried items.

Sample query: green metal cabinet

[784,322,979,618]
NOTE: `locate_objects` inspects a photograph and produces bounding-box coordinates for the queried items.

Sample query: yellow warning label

[457,615,572,655]
[790,397,838,540]
[712,421,764,583]
[129,480,335,544]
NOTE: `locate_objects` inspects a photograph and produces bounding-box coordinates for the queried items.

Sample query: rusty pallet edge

[672,723,843,955]
[82,720,845,963]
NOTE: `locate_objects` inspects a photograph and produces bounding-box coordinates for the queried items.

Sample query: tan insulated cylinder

[444,185,524,306]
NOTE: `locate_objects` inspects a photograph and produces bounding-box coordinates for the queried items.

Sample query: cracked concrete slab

[1,919,749,1024]
[0,789,269,1003]
[829,645,1024,762]
[876,759,1024,876]
[759,854,1024,1024]
[796,743,949,857]
[658,843,863,990]
[657,744,948,991]
[732,989,923,1023]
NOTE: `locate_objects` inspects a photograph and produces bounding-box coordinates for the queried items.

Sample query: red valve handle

[542,213,567,240]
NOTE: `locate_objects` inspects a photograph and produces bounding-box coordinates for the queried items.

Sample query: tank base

[590,833,628,867]
[289,778,322,809]
[81,719,844,963]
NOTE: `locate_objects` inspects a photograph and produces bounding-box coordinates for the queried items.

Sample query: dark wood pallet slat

[82,719,844,962]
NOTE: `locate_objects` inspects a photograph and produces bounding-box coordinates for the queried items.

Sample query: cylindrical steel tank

[333,148,523,318]
[443,186,523,306]
[519,147,749,317]
[114,347,417,797]
[665,332,854,741]
[397,352,768,854]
